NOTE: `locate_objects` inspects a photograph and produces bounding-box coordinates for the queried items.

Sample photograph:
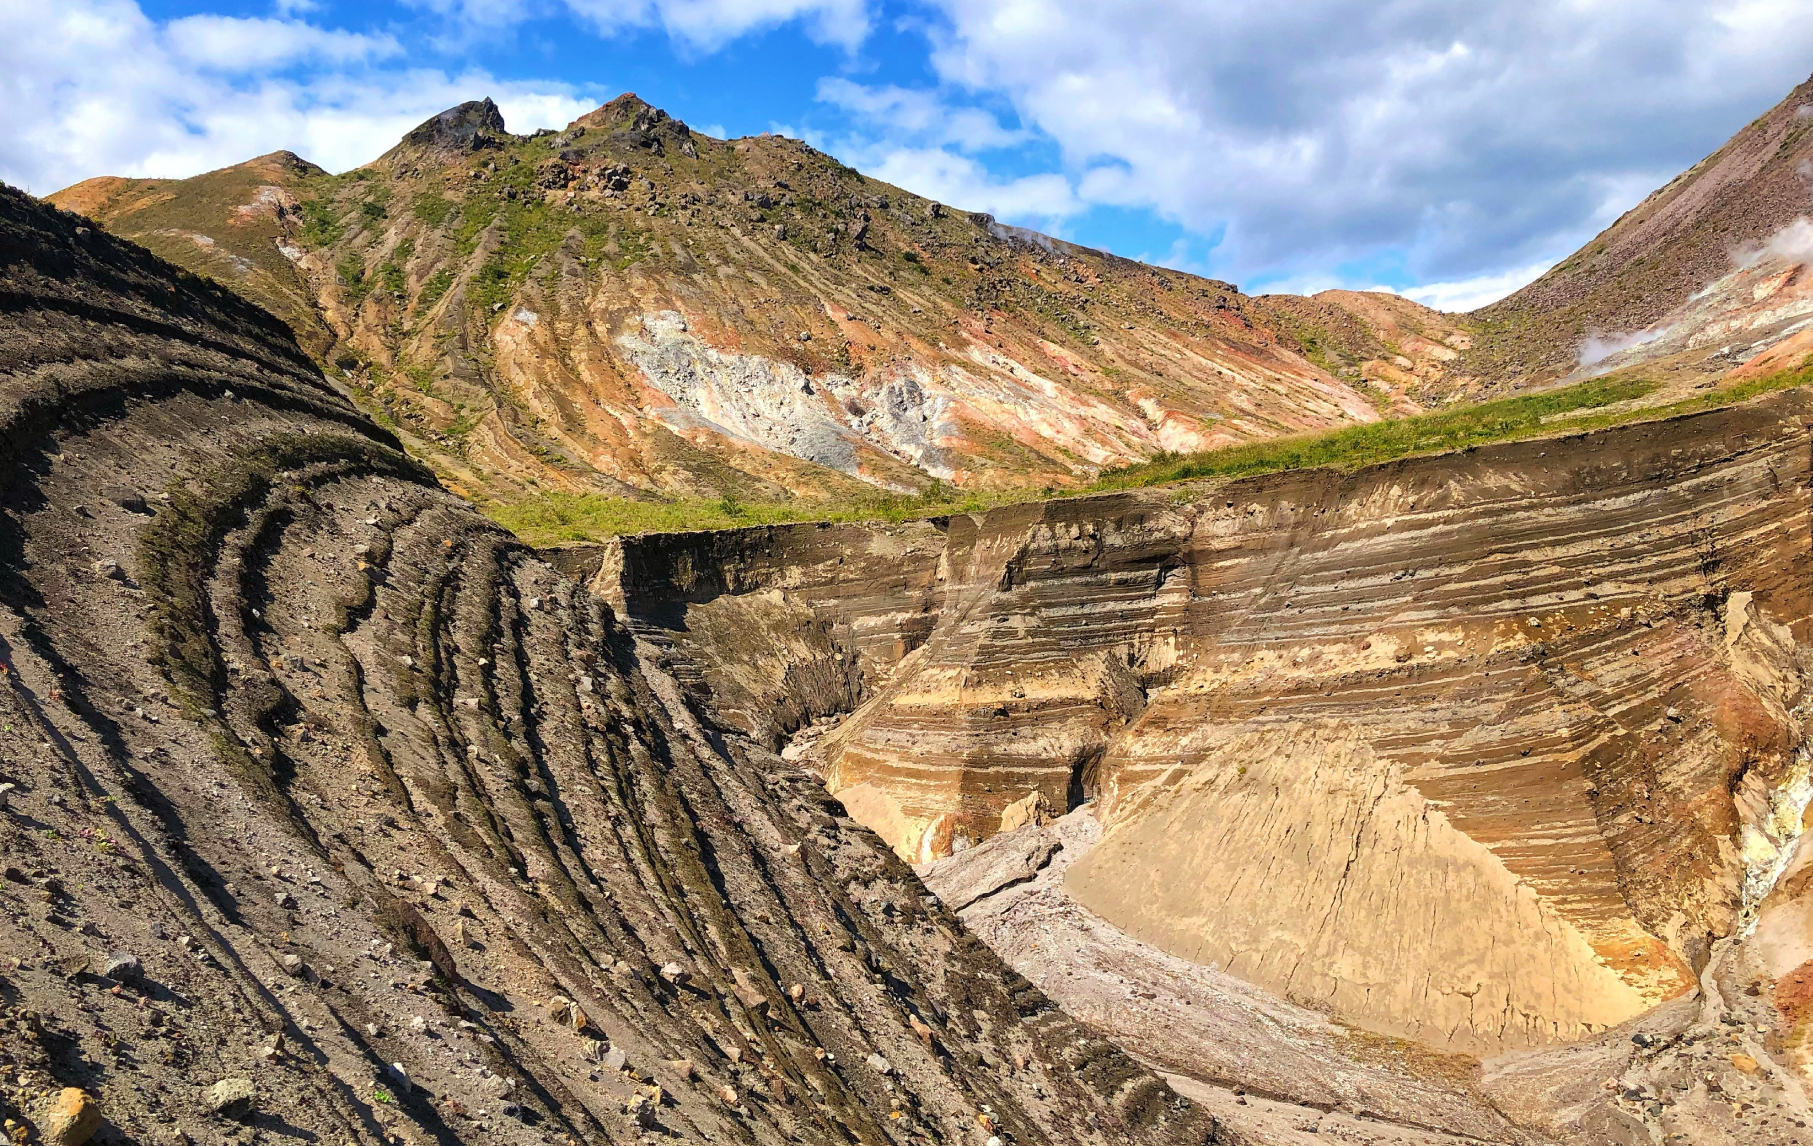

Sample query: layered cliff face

[0,186,1222,1146]
[48,96,1469,508]
[596,388,1813,1072]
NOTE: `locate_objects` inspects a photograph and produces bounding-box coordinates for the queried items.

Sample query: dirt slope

[1466,71,1813,383]
[49,96,1471,509]
[0,184,1224,1145]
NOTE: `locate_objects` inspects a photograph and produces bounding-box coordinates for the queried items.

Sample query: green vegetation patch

[298,199,346,248]
[447,182,617,316]
[416,268,455,310]
[378,239,414,296]
[412,194,456,226]
[1092,374,1661,490]
[488,485,1005,545]
[336,252,371,306]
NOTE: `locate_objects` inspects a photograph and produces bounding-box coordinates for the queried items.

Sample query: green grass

[1091,374,1660,490]
[488,486,1008,546]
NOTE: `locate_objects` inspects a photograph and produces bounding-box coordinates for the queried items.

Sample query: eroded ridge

[0,186,1217,1145]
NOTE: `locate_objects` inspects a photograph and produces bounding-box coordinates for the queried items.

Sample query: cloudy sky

[6,0,1813,309]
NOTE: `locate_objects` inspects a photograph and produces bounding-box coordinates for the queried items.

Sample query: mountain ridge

[46,93,1474,509]
[1464,70,1813,383]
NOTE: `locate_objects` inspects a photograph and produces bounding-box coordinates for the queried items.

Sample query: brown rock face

[603,390,1813,1060]
[0,185,1215,1144]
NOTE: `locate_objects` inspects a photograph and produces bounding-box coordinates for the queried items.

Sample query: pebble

[45,1088,102,1146]
[659,962,689,986]
[207,1078,256,1119]
[280,954,305,976]
[604,1046,627,1072]
[388,1063,412,1093]
[866,1052,893,1076]
[102,952,142,985]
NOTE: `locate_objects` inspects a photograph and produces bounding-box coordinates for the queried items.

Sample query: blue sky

[6,0,1813,309]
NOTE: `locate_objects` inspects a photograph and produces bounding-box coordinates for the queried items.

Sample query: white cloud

[419,0,872,50]
[1397,260,1556,312]
[815,78,1023,152]
[165,16,401,69]
[860,146,1080,225]
[0,0,595,194]
[916,0,1813,290]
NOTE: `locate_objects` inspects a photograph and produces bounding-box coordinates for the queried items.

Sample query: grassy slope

[504,357,1812,544]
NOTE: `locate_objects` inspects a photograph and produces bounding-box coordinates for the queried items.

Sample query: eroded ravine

[592,388,1813,1143]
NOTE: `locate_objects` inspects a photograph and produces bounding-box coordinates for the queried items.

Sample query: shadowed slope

[0,184,1221,1146]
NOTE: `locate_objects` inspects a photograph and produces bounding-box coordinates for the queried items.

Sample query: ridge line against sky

[6,0,1813,311]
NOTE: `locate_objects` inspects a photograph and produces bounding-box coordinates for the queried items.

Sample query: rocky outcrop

[603,387,1813,1066]
[0,185,1217,1145]
[402,98,510,154]
[557,519,949,749]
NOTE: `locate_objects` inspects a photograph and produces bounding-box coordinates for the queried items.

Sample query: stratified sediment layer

[601,391,1813,1059]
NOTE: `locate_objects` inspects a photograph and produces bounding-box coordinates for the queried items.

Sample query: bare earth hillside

[1467,71,1813,386]
[48,96,1468,509]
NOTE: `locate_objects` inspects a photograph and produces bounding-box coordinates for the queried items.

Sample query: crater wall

[605,391,1813,1056]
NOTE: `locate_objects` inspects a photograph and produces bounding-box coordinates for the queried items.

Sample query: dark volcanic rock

[403,97,509,153]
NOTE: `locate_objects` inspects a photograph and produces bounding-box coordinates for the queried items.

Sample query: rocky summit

[12,64,1813,1146]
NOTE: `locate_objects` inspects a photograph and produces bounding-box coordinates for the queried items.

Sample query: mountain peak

[571,93,694,158]
[575,92,661,129]
[402,98,510,155]
[249,150,326,178]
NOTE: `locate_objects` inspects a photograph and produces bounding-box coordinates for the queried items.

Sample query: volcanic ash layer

[0,186,1219,1145]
